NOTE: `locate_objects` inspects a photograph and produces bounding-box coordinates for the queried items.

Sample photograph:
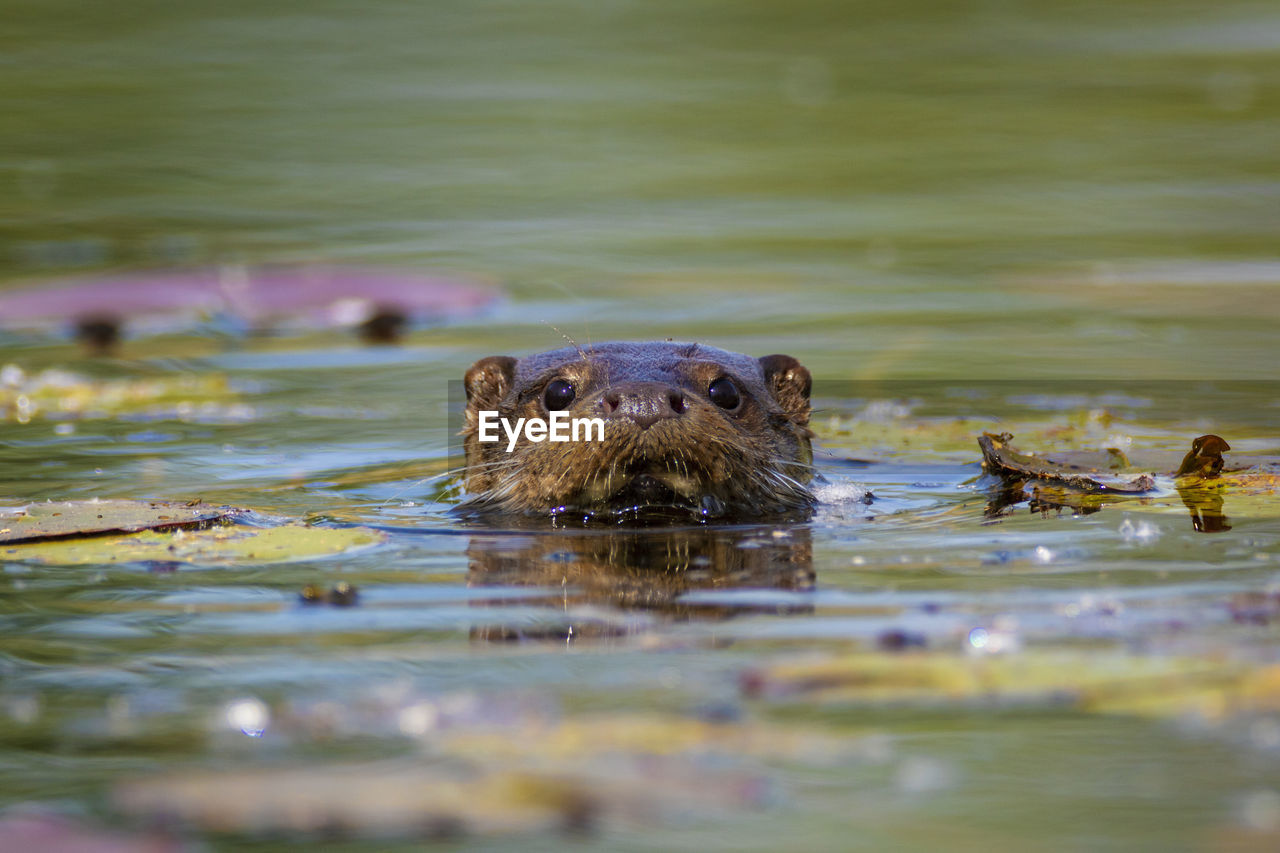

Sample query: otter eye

[708,376,741,410]
[543,379,576,411]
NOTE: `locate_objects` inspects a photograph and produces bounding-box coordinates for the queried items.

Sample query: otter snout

[599,382,687,429]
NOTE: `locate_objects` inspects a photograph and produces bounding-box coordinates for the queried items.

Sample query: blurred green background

[4,0,1278,377]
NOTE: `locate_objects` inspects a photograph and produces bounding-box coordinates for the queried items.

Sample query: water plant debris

[978,432,1156,494]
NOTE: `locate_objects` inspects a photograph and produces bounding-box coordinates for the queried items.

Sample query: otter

[460,341,815,521]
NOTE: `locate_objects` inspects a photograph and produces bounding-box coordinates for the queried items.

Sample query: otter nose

[600,382,687,428]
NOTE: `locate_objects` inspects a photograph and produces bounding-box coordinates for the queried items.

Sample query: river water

[3,1,1280,849]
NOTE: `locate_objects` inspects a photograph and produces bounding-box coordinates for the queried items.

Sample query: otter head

[460,341,814,522]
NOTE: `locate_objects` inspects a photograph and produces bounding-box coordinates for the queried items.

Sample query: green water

[3,0,1280,849]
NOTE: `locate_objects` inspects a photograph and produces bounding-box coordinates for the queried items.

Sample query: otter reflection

[466,525,814,641]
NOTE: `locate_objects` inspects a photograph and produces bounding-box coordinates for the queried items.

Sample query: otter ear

[464,356,517,409]
[758,354,811,424]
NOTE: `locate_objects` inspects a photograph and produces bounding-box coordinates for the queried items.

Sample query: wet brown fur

[461,341,814,519]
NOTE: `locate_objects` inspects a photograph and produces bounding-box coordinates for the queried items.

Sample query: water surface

[3,0,1280,848]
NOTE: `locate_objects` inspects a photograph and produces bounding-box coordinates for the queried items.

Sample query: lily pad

[1,364,241,423]
[0,265,502,346]
[3,523,384,566]
[0,500,240,544]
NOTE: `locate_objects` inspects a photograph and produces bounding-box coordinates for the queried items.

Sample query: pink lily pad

[0,265,502,342]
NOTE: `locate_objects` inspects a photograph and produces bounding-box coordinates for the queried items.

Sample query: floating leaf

[1,364,242,423]
[3,523,384,566]
[0,500,240,544]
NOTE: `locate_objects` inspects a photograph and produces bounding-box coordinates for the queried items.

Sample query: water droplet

[1119,517,1160,544]
[224,697,269,738]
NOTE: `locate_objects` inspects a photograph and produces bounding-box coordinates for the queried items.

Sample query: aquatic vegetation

[4,523,384,566]
[1,364,243,423]
[112,707,851,837]
[0,499,383,565]
[975,431,1280,530]
[3,0,1280,846]
[743,651,1280,721]
[0,499,240,544]
[978,431,1156,494]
